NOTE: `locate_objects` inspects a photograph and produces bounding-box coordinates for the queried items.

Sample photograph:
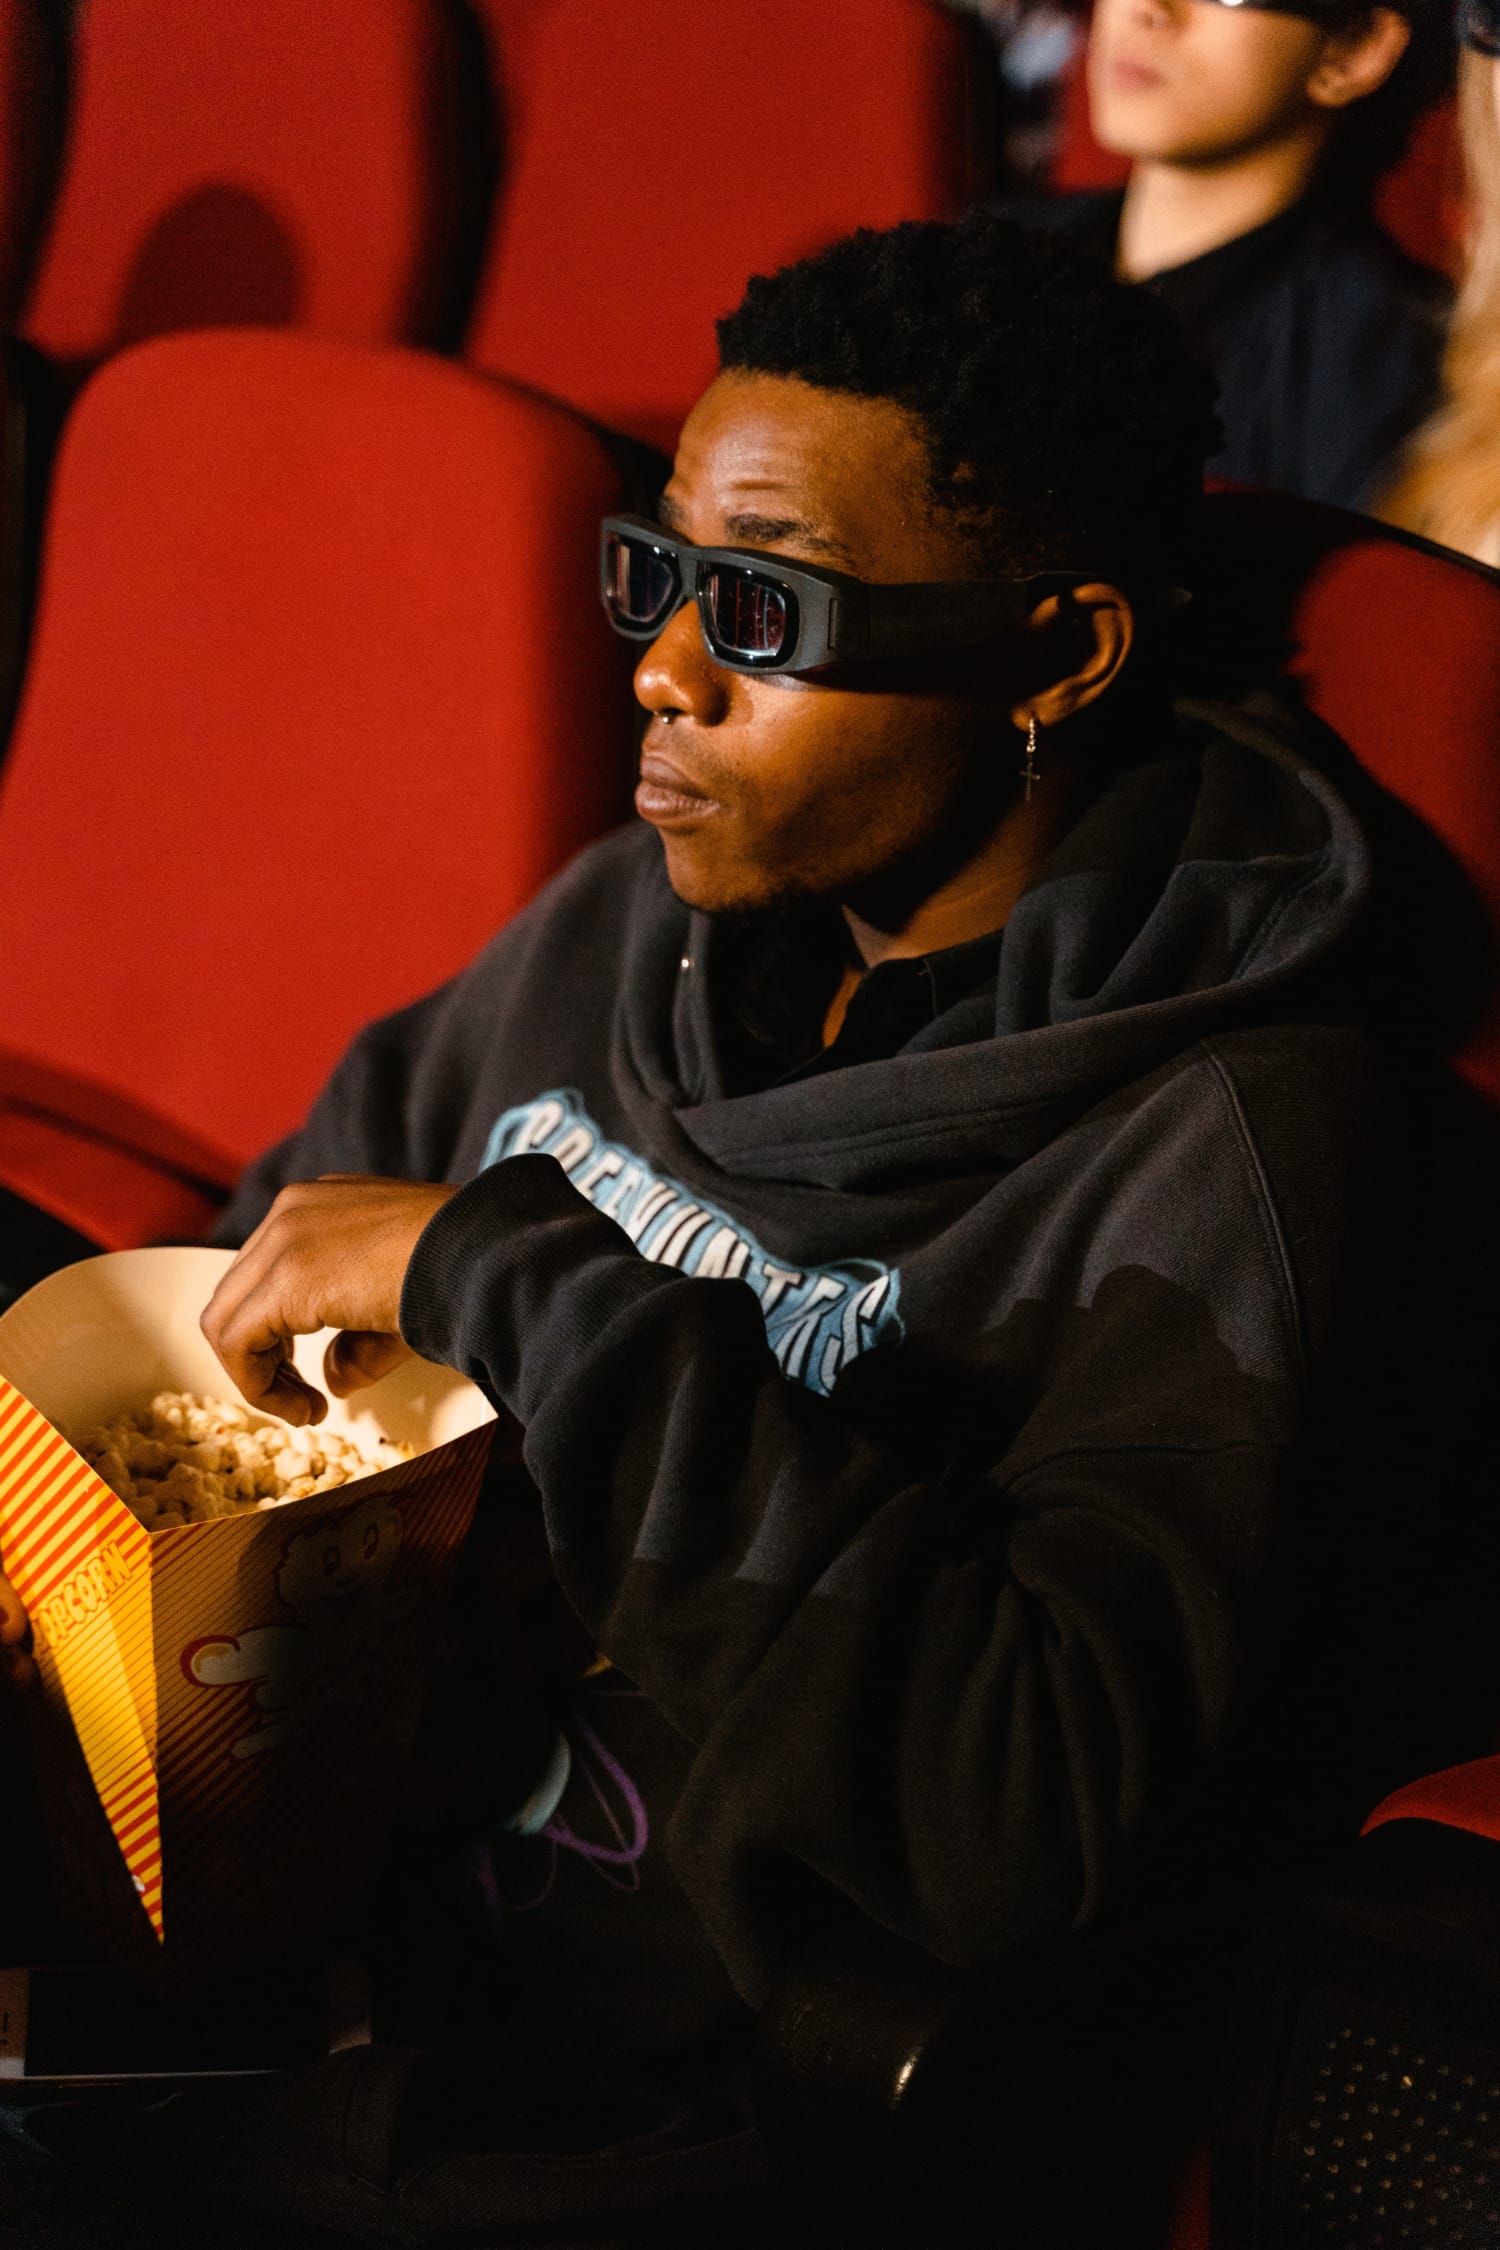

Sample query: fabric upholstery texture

[0,1104,218,1248]
[1200,489,1500,1110]
[23,0,480,360]
[0,328,632,1235]
[466,0,987,449]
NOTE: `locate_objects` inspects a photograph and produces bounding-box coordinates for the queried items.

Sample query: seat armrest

[1361,1751,1500,1847]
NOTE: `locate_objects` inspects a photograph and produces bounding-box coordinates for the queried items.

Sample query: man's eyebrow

[720,510,858,567]
[653,496,859,568]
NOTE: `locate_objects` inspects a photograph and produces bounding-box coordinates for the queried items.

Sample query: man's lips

[635,746,721,825]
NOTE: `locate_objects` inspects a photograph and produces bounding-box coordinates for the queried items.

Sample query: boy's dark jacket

[1028,189,1451,514]
[217,689,1474,2017]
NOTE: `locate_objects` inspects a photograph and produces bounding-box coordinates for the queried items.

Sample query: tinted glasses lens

[605,533,679,632]
[704,566,792,661]
[1462,0,1500,53]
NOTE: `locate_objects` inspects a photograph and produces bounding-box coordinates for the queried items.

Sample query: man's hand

[201,1176,458,1425]
[0,1566,34,1693]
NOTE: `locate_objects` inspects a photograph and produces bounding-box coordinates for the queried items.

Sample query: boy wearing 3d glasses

[1,212,1493,2246]
[1047,0,1453,509]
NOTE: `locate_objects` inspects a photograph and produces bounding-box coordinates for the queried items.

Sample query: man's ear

[1306,6,1410,111]
[1010,583,1135,731]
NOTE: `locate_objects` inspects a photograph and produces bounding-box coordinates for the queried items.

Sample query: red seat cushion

[23,0,483,361]
[0,330,633,1218]
[466,0,987,450]
[0,1104,220,1248]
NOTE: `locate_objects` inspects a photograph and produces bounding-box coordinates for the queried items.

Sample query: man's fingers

[324,1330,411,1397]
[240,1349,328,1426]
[202,1247,329,1424]
[261,1369,329,1426]
[201,1176,448,1417]
[206,1321,328,1426]
[200,1247,287,1386]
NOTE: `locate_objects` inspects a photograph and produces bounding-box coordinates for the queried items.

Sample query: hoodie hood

[621,689,1371,1192]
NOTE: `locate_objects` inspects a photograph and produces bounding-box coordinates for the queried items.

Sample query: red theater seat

[0,1107,219,1249]
[1197,490,1500,1109]
[1051,35,1130,195]
[0,330,633,1245]
[22,0,490,367]
[1364,1754,1500,1847]
[1375,96,1464,278]
[466,0,991,451]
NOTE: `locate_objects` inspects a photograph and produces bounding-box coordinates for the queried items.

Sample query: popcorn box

[0,1246,496,1976]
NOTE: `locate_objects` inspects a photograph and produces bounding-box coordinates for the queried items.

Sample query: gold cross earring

[1020,714,1040,804]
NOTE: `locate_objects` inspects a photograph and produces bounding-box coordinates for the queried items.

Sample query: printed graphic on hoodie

[480,1090,902,1397]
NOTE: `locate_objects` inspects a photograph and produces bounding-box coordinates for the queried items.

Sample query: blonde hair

[1385,52,1500,559]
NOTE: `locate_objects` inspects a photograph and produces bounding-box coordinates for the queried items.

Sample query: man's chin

[655,829,805,919]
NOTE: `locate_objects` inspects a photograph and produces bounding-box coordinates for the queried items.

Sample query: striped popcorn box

[0,1247,495,1973]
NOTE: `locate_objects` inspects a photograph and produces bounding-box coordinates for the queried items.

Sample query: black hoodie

[215,689,1472,2054]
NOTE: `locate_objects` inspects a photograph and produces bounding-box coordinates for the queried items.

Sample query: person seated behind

[0,212,1491,2246]
[1382,0,1500,558]
[1039,0,1453,511]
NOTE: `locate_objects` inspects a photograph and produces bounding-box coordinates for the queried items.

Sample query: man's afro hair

[716,209,1221,582]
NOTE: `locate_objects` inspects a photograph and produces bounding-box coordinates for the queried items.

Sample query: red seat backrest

[0,331,634,1182]
[1201,489,1500,1110]
[1052,31,1464,278]
[1052,34,1128,195]
[23,0,484,364]
[1375,97,1465,279]
[465,0,990,451]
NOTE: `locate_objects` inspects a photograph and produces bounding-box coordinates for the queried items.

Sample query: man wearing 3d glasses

[3,212,1489,2245]
[1042,0,1454,510]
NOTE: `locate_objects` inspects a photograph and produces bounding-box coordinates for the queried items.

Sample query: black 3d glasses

[1193,0,1366,21]
[1462,0,1500,55]
[601,514,1094,679]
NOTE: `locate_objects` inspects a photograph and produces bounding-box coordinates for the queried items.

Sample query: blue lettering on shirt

[480,1090,902,1397]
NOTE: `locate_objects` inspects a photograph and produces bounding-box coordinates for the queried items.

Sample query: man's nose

[1103,0,1178,34]
[633,601,732,726]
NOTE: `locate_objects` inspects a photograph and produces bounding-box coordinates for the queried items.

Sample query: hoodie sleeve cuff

[399,1152,679,1420]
